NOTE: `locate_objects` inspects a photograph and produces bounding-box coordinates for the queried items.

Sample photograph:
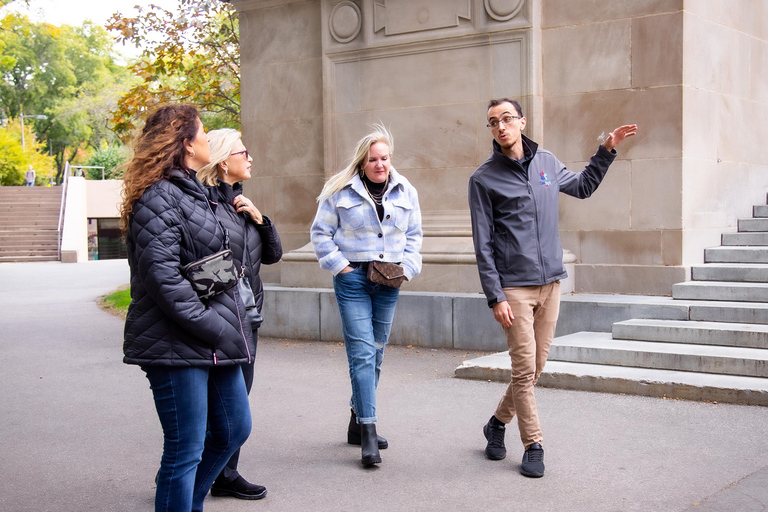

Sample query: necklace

[362,174,388,205]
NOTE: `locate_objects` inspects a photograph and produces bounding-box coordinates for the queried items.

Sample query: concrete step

[612,318,768,349]
[705,246,768,263]
[691,263,768,282]
[0,249,58,257]
[689,301,768,325]
[754,205,768,218]
[0,254,58,262]
[548,332,768,378]
[455,352,768,406]
[0,237,57,247]
[0,203,60,210]
[722,232,768,246]
[673,281,768,302]
[739,218,768,232]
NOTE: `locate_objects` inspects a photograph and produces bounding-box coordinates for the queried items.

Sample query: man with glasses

[468,98,636,478]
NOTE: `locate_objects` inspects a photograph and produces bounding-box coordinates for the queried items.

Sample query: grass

[98,286,130,319]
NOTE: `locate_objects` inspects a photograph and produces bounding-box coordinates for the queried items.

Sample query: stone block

[260,286,321,340]
[543,20,631,95]
[543,86,682,163]
[631,158,683,230]
[558,160,631,231]
[388,293,454,348]
[358,44,491,110]
[404,167,474,212]
[266,58,323,120]
[453,295,507,351]
[662,230,683,266]
[491,38,526,99]
[541,0,682,28]
[579,231,662,265]
[376,104,479,170]
[251,118,324,177]
[239,1,321,67]
[574,264,687,295]
[682,87,719,161]
[319,290,343,342]
[330,112,375,175]
[631,12,683,88]
[273,174,326,231]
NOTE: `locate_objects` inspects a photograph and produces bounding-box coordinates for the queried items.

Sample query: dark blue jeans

[333,266,400,424]
[143,364,251,512]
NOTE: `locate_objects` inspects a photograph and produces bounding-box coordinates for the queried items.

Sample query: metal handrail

[57,162,70,261]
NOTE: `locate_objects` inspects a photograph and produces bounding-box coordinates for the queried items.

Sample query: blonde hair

[197,128,243,186]
[317,123,394,203]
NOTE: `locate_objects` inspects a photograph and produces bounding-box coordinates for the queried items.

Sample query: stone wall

[232,0,768,296]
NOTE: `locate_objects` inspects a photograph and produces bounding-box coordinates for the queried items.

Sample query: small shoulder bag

[367,260,406,289]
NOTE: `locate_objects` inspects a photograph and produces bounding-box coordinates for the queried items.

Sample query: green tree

[107,0,240,138]
[84,143,129,180]
[0,119,55,185]
[0,14,130,182]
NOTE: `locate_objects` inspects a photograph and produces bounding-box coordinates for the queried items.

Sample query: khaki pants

[494,281,560,449]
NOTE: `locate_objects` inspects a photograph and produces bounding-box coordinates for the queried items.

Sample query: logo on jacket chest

[539,171,551,188]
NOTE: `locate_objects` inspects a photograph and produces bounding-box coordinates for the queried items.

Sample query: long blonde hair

[317,123,394,203]
[197,128,243,186]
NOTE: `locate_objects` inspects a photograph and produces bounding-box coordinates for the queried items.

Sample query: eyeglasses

[231,149,250,159]
[487,115,522,129]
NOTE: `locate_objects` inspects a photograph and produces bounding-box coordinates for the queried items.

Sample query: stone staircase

[457,195,768,405]
[0,187,62,262]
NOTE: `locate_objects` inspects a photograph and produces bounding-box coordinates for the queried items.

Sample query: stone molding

[484,0,525,22]
[329,1,362,43]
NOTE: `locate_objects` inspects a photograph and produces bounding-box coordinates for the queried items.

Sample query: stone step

[689,301,768,325]
[612,318,768,349]
[691,263,768,282]
[0,203,60,210]
[673,281,768,302]
[548,332,768,378]
[739,218,768,232]
[455,352,768,406]
[754,205,768,218]
[722,232,768,246]
[0,218,59,227]
[0,248,59,257]
[0,254,58,262]
[705,246,768,263]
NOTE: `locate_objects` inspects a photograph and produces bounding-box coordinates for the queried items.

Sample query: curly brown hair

[119,104,202,234]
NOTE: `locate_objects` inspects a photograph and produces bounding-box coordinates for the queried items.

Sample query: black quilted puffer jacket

[207,181,282,331]
[123,168,254,367]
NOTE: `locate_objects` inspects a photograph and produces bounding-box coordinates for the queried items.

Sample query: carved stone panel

[372,0,471,36]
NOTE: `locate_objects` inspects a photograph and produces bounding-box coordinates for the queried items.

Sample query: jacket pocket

[390,197,414,232]
[336,196,366,231]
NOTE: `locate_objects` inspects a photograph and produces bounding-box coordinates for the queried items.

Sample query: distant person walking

[469,98,636,478]
[311,124,423,467]
[120,104,255,512]
[25,165,35,186]
[197,128,282,500]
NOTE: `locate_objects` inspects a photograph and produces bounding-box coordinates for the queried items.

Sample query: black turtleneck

[361,173,386,221]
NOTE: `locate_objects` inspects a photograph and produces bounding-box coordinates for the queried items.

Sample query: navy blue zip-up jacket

[123,169,254,367]
[468,135,616,307]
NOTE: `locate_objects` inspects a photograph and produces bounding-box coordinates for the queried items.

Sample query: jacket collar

[216,179,243,205]
[492,134,539,169]
[168,168,208,201]
[347,167,405,198]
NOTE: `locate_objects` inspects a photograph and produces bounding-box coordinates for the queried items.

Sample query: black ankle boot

[348,409,388,449]
[360,423,382,467]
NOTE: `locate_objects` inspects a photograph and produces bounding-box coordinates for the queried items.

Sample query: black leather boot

[360,423,382,467]
[348,409,388,449]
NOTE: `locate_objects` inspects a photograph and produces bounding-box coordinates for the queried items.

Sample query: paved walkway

[2,260,768,511]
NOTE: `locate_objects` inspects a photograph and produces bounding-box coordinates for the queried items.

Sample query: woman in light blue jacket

[311,124,422,467]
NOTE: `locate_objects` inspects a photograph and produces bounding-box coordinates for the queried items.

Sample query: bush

[85,144,129,180]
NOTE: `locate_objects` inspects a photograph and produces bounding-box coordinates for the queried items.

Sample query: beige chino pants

[494,281,560,449]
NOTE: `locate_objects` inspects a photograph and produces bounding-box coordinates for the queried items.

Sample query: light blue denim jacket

[310,168,423,280]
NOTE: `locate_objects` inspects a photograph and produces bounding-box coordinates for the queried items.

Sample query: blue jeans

[143,365,251,512]
[333,266,400,424]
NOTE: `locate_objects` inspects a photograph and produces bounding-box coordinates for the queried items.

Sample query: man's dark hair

[487,98,523,117]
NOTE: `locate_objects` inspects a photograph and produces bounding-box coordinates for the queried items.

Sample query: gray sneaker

[483,417,506,460]
[520,443,545,477]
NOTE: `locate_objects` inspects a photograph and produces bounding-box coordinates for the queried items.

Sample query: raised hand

[233,194,263,224]
[602,124,638,152]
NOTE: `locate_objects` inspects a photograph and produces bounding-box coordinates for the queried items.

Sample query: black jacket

[123,169,254,367]
[207,181,282,330]
[469,135,616,306]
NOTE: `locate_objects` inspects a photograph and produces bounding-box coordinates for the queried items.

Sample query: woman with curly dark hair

[121,104,255,511]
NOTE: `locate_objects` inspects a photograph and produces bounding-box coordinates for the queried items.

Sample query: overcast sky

[2,0,178,60]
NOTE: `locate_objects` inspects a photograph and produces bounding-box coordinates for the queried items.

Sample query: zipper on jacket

[527,180,546,283]
[233,287,252,363]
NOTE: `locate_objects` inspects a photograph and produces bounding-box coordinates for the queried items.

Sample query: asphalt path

[1,260,767,511]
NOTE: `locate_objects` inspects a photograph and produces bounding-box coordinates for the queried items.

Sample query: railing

[57,162,71,261]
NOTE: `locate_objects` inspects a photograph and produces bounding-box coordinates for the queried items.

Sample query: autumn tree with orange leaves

[107,0,240,139]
